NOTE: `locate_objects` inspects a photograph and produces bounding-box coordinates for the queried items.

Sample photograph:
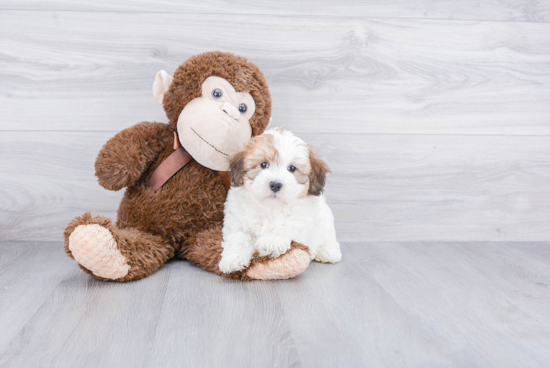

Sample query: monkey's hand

[94,122,173,191]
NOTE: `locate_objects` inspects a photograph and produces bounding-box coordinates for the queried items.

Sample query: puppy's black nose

[270,181,282,193]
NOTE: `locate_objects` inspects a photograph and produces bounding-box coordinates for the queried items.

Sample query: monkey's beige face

[177,76,256,171]
[153,68,261,171]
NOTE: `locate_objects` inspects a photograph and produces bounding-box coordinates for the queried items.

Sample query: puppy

[218,128,342,274]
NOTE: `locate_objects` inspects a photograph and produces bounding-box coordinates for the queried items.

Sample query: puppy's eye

[261,162,269,169]
[288,165,296,172]
[238,103,247,113]
[212,88,223,99]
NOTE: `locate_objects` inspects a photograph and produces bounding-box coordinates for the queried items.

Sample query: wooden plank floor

[1,241,550,367]
[1,6,550,243]
[3,0,550,22]
[3,131,548,242]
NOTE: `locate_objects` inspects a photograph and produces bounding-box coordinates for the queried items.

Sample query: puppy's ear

[229,147,248,187]
[308,145,329,196]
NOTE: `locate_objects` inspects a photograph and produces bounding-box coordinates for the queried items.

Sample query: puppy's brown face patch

[229,129,329,204]
[229,134,278,187]
[243,134,279,183]
[288,160,311,198]
[228,148,247,187]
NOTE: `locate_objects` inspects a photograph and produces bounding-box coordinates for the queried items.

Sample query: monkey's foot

[64,212,174,282]
[186,227,311,281]
[245,243,311,280]
[64,213,130,280]
[69,224,130,280]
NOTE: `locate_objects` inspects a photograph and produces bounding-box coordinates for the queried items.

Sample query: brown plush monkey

[63,51,311,282]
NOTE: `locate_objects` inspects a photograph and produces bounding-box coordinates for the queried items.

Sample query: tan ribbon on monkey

[145,132,230,191]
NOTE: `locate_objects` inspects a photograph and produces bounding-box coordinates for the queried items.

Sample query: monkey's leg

[184,226,311,281]
[63,212,175,282]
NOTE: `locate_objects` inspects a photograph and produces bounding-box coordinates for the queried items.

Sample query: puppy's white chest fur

[226,188,326,251]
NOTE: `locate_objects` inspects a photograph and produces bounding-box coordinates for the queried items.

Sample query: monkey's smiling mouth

[190,127,229,156]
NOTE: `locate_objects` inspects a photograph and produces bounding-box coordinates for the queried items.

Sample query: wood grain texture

[0,242,173,368]
[0,242,71,354]
[2,2,550,367]
[2,1,550,22]
[1,6,549,242]
[512,242,550,266]
[1,12,550,135]
[2,241,550,367]
[1,131,549,242]
[0,131,121,241]
[361,242,550,367]
[145,260,300,368]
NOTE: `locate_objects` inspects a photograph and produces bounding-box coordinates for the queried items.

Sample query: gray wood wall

[1,1,549,242]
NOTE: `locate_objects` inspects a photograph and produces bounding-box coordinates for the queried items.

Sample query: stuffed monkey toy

[63,51,311,281]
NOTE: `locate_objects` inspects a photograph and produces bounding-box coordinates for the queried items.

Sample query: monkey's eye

[212,89,223,99]
[261,162,269,169]
[288,165,296,172]
[238,103,247,113]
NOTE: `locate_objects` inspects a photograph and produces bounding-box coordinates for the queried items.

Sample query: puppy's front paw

[315,245,342,264]
[219,251,251,274]
[255,236,291,258]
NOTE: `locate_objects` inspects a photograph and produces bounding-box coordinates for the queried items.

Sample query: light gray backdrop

[1,1,549,242]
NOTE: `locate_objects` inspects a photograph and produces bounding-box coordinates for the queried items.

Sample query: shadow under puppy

[219,128,342,275]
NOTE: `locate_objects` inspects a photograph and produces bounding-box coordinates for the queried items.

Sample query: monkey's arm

[94,121,173,191]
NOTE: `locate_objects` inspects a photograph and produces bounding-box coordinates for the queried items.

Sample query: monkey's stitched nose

[222,102,241,120]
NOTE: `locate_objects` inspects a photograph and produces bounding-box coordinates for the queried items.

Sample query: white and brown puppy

[218,128,342,274]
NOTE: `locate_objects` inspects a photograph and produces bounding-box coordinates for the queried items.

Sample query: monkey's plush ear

[153,70,174,104]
